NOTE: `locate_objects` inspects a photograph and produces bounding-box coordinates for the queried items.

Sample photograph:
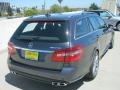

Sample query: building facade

[0,2,10,14]
[101,0,120,15]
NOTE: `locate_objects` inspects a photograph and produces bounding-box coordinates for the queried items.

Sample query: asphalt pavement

[0,17,27,52]
[0,32,120,90]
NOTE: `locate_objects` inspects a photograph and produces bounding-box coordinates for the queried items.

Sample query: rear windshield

[14,21,68,43]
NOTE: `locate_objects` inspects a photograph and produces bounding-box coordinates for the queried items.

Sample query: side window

[75,18,90,38]
[89,16,100,30]
[88,20,94,31]
[100,11,111,17]
[96,16,106,28]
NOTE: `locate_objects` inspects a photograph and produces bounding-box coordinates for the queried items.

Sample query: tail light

[8,42,16,55]
[52,46,83,63]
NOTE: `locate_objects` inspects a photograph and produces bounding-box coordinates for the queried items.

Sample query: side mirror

[102,24,113,32]
[99,24,107,29]
[99,24,113,29]
[107,24,113,29]
[106,16,112,19]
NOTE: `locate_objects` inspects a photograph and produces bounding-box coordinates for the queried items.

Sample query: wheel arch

[96,49,99,55]
[116,21,120,27]
[85,47,99,80]
[93,48,99,60]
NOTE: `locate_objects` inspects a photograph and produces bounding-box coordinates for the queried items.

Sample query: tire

[109,37,114,49]
[116,23,120,31]
[85,51,99,80]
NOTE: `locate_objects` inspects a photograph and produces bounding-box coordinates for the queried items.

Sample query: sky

[0,0,102,8]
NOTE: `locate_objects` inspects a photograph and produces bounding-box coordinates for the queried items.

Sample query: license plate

[25,51,39,61]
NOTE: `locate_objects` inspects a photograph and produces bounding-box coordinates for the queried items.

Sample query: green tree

[63,6,71,12]
[50,4,62,13]
[0,12,1,17]
[24,8,40,16]
[7,6,13,16]
[89,3,100,10]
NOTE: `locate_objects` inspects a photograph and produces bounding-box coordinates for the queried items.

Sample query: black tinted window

[89,16,100,30]
[14,21,68,43]
[75,18,90,38]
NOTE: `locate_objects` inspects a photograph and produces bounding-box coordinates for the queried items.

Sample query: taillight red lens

[52,46,83,63]
[8,42,16,55]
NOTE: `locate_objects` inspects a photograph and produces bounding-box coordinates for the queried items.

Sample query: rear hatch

[9,20,70,70]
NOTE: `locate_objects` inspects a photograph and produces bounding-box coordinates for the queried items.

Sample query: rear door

[89,16,107,56]
[96,16,112,48]
[72,17,98,77]
[10,20,70,70]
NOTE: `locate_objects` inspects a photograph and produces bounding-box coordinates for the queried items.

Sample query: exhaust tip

[52,82,68,87]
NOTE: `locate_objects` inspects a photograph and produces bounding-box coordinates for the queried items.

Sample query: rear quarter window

[75,18,91,39]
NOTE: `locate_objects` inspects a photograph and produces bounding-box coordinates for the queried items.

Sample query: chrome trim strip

[15,46,54,53]
[74,30,98,40]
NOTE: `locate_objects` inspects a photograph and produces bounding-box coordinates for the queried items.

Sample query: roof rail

[61,11,84,15]
[45,13,51,17]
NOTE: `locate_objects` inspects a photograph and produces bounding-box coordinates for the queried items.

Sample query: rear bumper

[7,58,83,84]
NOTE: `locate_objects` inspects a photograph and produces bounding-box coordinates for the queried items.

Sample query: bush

[50,4,62,13]
[63,6,72,12]
[0,13,1,17]
[24,8,40,16]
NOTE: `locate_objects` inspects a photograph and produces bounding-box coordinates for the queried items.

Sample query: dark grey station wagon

[7,11,114,86]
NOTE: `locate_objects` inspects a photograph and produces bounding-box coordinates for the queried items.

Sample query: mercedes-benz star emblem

[28,42,33,48]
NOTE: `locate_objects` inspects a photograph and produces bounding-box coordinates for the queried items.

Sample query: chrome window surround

[74,17,93,40]
[74,16,100,40]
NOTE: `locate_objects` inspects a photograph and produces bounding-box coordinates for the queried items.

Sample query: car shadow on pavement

[5,73,84,90]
